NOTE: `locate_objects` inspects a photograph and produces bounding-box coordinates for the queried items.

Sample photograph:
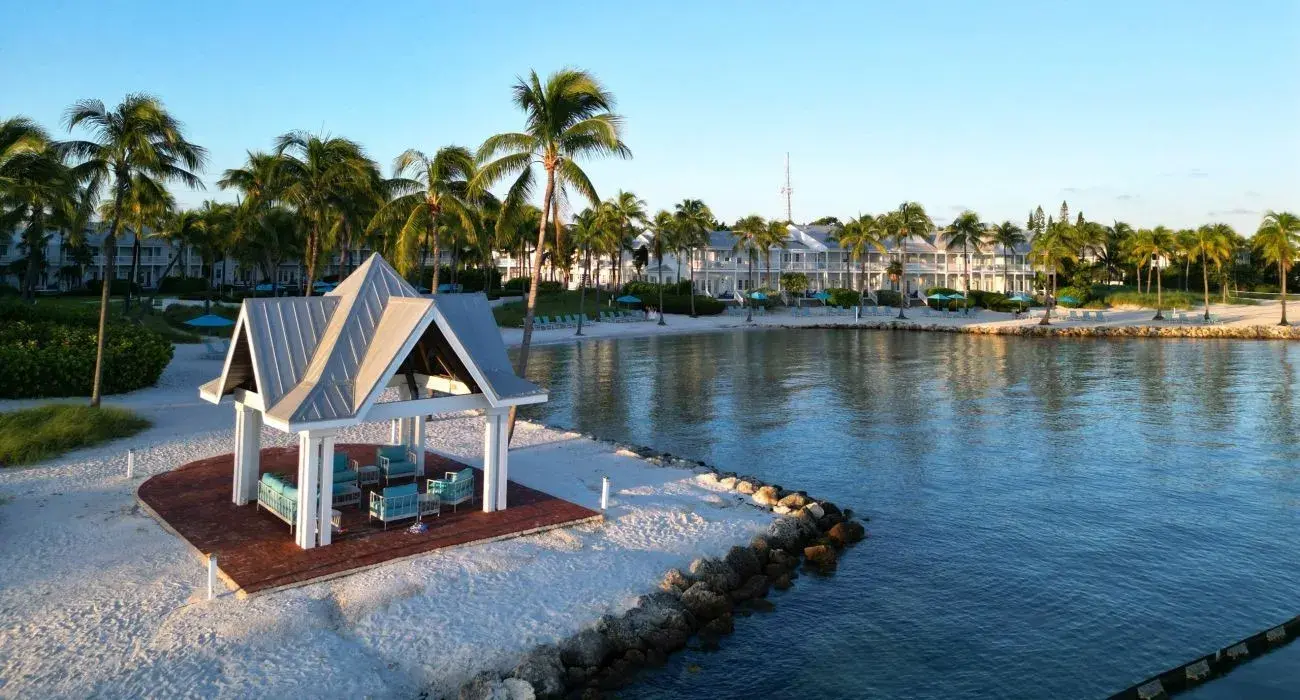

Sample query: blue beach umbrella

[813,291,830,301]
[945,293,965,300]
[1059,295,1080,305]
[749,292,768,301]
[183,313,235,328]
[615,295,641,304]
[926,293,947,300]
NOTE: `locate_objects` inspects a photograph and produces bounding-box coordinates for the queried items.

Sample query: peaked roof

[200,254,545,430]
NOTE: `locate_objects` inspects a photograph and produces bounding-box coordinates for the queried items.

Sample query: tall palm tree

[600,190,646,291]
[941,210,986,309]
[370,146,476,288]
[570,207,602,335]
[1103,221,1134,284]
[1131,226,1175,319]
[218,150,281,285]
[674,198,713,317]
[0,123,75,301]
[1175,228,1197,292]
[881,202,934,319]
[838,213,886,304]
[1187,223,1235,321]
[272,131,370,296]
[731,215,785,322]
[197,201,235,312]
[145,207,205,307]
[472,68,630,437]
[1254,211,1300,325]
[61,94,206,406]
[99,174,174,312]
[1,117,50,192]
[989,221,1026,294]
[649,210,676,325]
[1030,222,1078,325]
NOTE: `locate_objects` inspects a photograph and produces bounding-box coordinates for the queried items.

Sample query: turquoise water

[518,329,1300,699]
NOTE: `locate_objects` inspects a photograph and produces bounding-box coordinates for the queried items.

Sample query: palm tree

[1175,228,1197,292]
[838,213,886,304]
[1030,223,1078,325]
[881,202,934,319]
[145,207,205,307]
[370,146,476,289]
[649,210,675,325]
[1130,226,1175,319]
[61,94,206,406]
[196,201,235,312]
[733,212,769,321]
[218,150,281,285]
[1103,221,1134,284]
[1187,223,1235,321]
[989,221,1026,294]
[601,190,646,291]
[473,69,630,421]
[271,131,370,296]
[570,207,602,335]
[941,210,986,310]
[1254,211,1300,325]
[0,124,75,301]
[674,198,713,317]
[99,174,173,312]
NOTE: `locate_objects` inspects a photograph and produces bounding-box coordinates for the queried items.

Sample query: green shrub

[503,276,531,292]
[0,301,173,398]
[1254,284,1280,294]
[655,294,724,315]
[825,288,864,307]
[156,276,209,294]
[967,290,1007,309]
[872,289,902,307]
[1105,290,1198,310]
[0,283,18,297]
[0,404,150,466]
[1056,286,1091,307]
[85,279,140,296]
[622,280,692,297]
[453,267,502,293]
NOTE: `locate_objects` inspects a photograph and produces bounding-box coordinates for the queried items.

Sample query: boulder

[643,626,690,653]
[511,645,565,699]
[773,505,793,515]
[777,492,811,509]
[768,516,817,552]
[802,502,825,520]
[698,614,736,649]
[735,480,757,495]
[772,573,793,590]
[659,568,691,594]
[828,521,866,547]
[752,485,781,507]
[680,582,732,620]
[729,574,770,602]
[769,549,798,570]
[688,556,740,591]
[598,614,646,654]
[764,562,787,579]
[748,536,771,565]
[503,679,536,700]
[460,673,535,700]
[644,648,667,667]
[695,472,721,487]
[718,476,738,489]
[724,545,761,580]
[560,628,612,668]
[803,544,839,573]
[820,501,842,517]
[743,597,777,613]
[564,666,589,689]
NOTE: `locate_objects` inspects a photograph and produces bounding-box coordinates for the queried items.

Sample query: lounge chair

[377,444,420,485]
[1209,313,1223,324]
[1067,309,1079,321]
[428,468,475,511]
[368,483,439,529]
[1081,310,1093,322]
[256,472,299,532]
[331,453,362,507]
[202,338,228,360]
[1095,310,1107,322]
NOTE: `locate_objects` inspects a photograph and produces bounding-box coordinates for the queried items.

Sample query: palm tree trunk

[304,222,319,297]
[509,167,556,440]
[91,188,126,408]
[427,202,441,293]
[1202,258,1212,321]
[147,249,183,310]
[1280,263,1289,326]
[125,226,141,314]
[657,251,666,325]
[1154,265,1164,320]
[688,248,697,317]
[745,254,754,323]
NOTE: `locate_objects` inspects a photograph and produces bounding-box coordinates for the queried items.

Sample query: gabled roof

[200,254,545,430]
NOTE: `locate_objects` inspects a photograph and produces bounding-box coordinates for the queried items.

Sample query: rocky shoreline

[456,439,866,700]
[784,319,1300,340]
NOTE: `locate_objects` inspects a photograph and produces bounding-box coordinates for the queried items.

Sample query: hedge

[655,294,724,315]
[502,276,563,294]
[157,276,209,294]
[623,280,692,297]
[0,302,173,398]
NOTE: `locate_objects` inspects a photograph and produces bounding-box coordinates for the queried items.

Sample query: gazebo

[198,254,547,549]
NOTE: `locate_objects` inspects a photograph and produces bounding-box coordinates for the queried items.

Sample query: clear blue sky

[3,0,1297,234]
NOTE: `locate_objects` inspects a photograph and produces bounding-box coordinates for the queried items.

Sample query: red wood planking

[138,444,600,595]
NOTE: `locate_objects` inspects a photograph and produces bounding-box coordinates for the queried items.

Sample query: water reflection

[518,330,1300,699]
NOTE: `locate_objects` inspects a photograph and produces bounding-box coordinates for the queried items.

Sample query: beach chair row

[922,307,982,318]
[726,306,768,317]
[534,311,649,330]
[1165,311,1222,325]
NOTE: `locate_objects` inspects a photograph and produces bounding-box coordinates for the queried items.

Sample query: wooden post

[232,402,263,505]
[482,407,508,513]
[601,476,610,510]
[126,449,134,479]
[295,431,319,549]
[317,432,335,547]
[207,554,217,600]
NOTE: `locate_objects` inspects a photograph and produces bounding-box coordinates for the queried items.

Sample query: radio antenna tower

[780,152,793,223]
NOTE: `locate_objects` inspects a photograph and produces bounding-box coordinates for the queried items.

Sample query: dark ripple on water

[517,330,1300,699]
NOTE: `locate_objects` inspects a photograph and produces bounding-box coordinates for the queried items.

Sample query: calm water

[518,329,1300,699]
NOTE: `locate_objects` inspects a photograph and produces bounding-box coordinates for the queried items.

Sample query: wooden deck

[138,444,601,596]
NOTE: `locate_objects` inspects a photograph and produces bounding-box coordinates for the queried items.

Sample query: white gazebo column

[482,407,509,512]
[413,413,426,477]
[390,418,402,445]
[478,403,506,512]
[232,402,262,505]
[295,430,320,549]
[317,432,336,547]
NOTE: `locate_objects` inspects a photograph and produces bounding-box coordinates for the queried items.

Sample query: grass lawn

[28,295,208,343]
[493,290,628,328]
[0,405,151,467]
